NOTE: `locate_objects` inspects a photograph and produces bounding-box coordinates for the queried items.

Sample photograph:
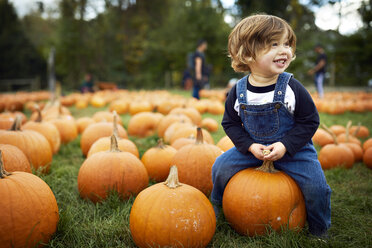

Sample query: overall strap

[273,72,293,103]
[236,75,249,105]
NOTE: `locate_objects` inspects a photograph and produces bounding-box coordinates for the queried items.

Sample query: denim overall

[211,72,331,236]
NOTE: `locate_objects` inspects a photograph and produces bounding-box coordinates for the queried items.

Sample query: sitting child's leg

[211,147,261,208]
[276,144,331,237]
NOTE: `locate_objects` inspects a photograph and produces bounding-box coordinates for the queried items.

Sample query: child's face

[249,33,293,77]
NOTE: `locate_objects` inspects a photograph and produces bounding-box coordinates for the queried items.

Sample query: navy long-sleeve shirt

[222,77,319,157]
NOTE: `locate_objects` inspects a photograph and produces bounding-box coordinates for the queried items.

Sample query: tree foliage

[0,0,371,89]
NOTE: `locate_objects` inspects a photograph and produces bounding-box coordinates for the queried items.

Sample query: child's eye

[284,42,290,47]
[272,42,278,47]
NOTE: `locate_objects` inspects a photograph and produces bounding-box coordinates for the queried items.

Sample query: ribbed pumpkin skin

[0,172,59,248]
[223,168,306,236]
[87,137,139,158]
[23,121,61,154]
[130,183,216,248]
[172,144,222,196]
[0,129,53,172]
[78,151,148,203]
[80,122,128,156]
[0,144,31,173]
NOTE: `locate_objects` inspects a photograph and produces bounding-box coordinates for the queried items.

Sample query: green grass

[33,105,372,248]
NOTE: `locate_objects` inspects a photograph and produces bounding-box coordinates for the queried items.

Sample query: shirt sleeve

[221,84,255,154]
[279,78,320,156]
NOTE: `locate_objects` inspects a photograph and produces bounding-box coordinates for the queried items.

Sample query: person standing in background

[308,44,327,99]
[192,39,208,99]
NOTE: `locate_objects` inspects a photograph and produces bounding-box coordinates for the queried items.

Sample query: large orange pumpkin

[130,166,216,248]
[172,128,223,196]
[0,144,31,173]
[141,139,177,182]
[157,113,192,138]
[223,151,306,236]
[0,116,53,173]
[312,128,334,147]
[0,151,59,248]
[78,135,148,203]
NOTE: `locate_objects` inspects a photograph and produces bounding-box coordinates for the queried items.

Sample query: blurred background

[1,0,371,91]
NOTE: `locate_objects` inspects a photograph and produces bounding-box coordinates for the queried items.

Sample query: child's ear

[291,55,296,61]
[247,57,254,62]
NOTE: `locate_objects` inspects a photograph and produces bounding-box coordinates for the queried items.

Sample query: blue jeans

[211,144,331,236]
[314,72,324,98]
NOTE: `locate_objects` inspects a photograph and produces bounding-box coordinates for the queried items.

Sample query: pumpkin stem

[164,165,181,189]
[353,122,361,137]
[9,115,22,131]
[321,123,338,145]
[195,127,204,144]
[255,150,278,173]
[157,138,165,149]
[0,151,11,178]
[34,104,43,123]
[345,120,352,142]
[109,134,121,152]
[112,111,119,138]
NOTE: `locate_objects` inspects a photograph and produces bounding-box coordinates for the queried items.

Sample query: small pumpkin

[87,114,139,158]
[0,151,59,248]
[128,112,163,138]
[141,139,177,182]
[223,150,306,236]
[80,112,128,156]
[130,166,216,248]
[318,124,355,170]
[201,117,219,132]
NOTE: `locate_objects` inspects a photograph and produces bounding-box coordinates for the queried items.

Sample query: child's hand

[248,143,267,160]
[263,142,286,161]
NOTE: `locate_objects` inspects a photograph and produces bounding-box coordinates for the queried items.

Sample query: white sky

[9,0,367,35]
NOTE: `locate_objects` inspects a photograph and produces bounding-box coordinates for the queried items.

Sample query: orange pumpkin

[169,107,202,125]
[222,151,306,236]
[87,116,139,158]
[0,116,53,173]
[128,112,163,137]
[0,144,31,173]
[201,117,219,132]
[349,125,370,138]
[80,115,128,157]
[216,135,234,152]
[169,125,214,145]
[172,128,223,195]
[329,124,346,136]
[78,135,148,203]
[156,113,192,138]
[363,147,372,169]
[318,124,355,170]
[0,151,59,248]
[141,139,177,182]
[23,106,61,154]
[76,117,96,134]
[363,138,372,151]
[130,166,216,248]
[171,137,198,150]
[312,128,334,147]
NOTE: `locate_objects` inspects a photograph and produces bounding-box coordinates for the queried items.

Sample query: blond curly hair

[228,14,296,73]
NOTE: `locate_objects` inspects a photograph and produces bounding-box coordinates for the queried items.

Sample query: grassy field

[30,102,372,248]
